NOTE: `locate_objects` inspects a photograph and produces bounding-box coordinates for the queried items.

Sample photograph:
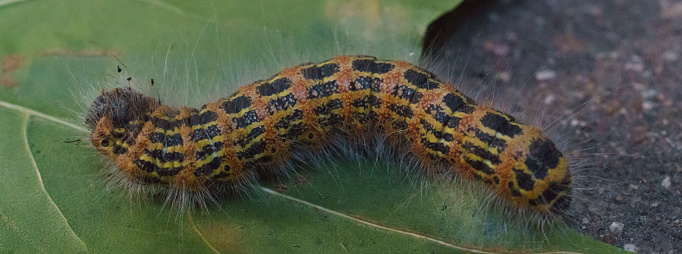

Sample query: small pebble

[625,59,644,72]
[609,222,624,234]
[588,204,600,214]
[663,51,679,62]
[582,217,590,224]
[662,176,671,189]
[650,202,659,208]
[632,82,645,90]
[535,69,556,81]
[642,101,654,111]
[570,119,587,127]
[544,94,555,104]
[641,89,657,99]
[624,243,638,252]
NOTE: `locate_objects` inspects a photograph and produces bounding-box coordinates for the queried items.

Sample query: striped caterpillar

[86,55,571,215]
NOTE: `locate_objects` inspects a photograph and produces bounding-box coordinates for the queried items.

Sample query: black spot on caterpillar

[86,55,571,215]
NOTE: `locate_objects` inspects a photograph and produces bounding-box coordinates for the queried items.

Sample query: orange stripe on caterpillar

[86,55,571,214]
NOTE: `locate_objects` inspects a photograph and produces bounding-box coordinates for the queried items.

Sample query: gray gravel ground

[424,0,682,253]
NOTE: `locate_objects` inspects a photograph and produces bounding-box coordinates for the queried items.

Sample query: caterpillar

[85,55,572,215]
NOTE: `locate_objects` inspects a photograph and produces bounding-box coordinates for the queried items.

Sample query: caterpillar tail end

[528,159,572,216]
[507,135,573,216]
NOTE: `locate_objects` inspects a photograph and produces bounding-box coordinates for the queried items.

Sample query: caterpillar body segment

[86,55,571,214]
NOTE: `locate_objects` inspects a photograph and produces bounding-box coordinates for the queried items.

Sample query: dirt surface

[424,0,682,253]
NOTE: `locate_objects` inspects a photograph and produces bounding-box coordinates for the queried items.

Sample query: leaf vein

[0,100,88,133]
[135,0,214,22]
[0,0,30,9]
[22,114,90,253]
[188,212,221,254]
[260,187,500,254]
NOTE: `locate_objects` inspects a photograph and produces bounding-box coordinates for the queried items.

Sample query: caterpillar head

[85,87,157,157]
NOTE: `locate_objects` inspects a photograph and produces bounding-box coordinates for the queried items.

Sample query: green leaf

[0,0,625,253]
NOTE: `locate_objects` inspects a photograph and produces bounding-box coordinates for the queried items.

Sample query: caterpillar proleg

[86,55,571,215]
